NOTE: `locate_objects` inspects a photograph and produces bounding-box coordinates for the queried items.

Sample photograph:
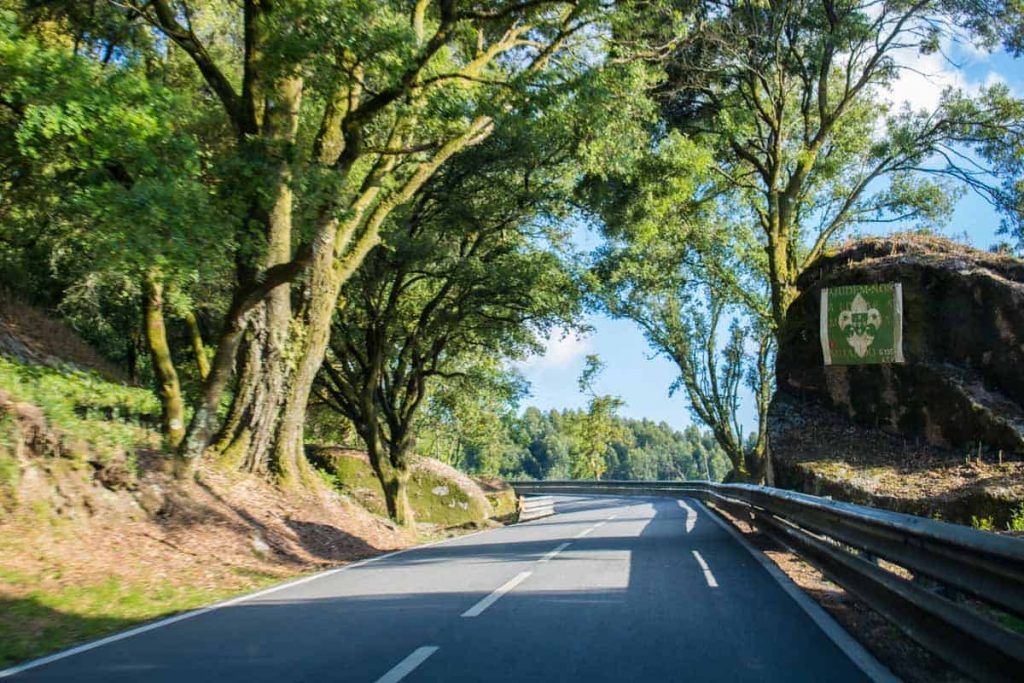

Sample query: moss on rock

[307,447,495,526]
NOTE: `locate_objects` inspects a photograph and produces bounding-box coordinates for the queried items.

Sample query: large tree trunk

[374,445,414,526]
[143,273,186,449]
[212,217,342,484]
[212,306,291,473]
[380,462,413,526]
[358,419,415,525]
[206,76,302,475]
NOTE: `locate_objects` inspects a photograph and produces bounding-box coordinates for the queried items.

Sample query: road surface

[3,496,880,682]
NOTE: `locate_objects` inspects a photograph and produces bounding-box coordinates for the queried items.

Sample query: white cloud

[886,48,969,113]
[518,329,591,370]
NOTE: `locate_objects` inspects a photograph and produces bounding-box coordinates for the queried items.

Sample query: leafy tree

[313,130,583,523]
[564,355,629,479]
[415,360,527,474]
[588,0,1024,480]
[110,0,621,483]
[0,12,229,447]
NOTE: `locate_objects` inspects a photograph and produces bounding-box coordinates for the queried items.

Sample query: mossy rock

[472,476,518,521]
[307,447,494,526]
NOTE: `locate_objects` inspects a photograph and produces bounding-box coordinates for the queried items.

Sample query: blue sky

[515,41,1024,433]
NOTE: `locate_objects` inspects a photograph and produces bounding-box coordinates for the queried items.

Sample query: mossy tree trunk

[182,309,209,381]
[143,272,186,449]
[359,419,415,526]
[144,0,574,481]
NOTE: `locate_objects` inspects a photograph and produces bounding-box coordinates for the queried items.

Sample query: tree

[314,129,583,523]
[658,0,1024,328]
[564,355,629,479]
[102,0,615,483]
[415,360,527,473]
[588,0,1024,480]
[0,12,229,449]
[590,203,775,480]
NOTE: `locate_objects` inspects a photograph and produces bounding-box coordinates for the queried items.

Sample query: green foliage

[971,515,996,531]
[0,10,230,382]
[415,361,527,475]
[502,406,730,482]
[315,96,593,496]
[0,357,159,459]
[1008,504,1024,532]
[565,355,628,479]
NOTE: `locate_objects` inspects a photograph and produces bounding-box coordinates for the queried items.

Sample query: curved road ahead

[3,496,888,682]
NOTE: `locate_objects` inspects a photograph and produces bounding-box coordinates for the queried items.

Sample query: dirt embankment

[0,299,425,666]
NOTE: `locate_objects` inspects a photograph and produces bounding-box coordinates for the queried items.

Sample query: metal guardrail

[517,495,555,521]
[510,480,1024,682]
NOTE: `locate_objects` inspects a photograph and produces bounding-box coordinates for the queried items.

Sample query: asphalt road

[3,496,879,682]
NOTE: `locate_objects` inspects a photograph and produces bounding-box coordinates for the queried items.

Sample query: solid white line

[375,646,439,683]
[538,542,571,563]
[693,500,898,683]
[0,526,501,679]
[461,571,532,617]
[692,550,719,588]
[678,500,697,533]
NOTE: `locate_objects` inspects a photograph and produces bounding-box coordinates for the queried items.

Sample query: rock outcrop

[770,235,1024,525]
[307,447,494,527]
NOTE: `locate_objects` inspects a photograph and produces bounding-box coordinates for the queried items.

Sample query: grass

[0,565,284,668]
[1007,504,1024,533]
[0,356,160,462]
[970,515,996,531]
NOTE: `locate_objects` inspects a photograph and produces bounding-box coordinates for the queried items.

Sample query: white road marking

[678,500,697,533]
[607,514,618,520]
[694,501,897,682]
[575,526,596,538]
[375,646,439,683]
[0,523,501,679]
[692,550,719,588]
[461,571,532,617]
[539,542,571,563]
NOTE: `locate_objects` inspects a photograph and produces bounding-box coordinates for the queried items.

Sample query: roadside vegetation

[0,0,1023,668]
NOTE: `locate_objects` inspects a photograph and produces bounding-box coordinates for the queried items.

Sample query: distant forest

[411,406,733,483]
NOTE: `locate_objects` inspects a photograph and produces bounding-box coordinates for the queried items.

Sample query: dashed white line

[461,571,532,617]
[678,500,697,533]
[375,646,439,683]
[575,525,598,538]
[692,550,719,588]
[539,542,571,563]
[607,513,618,520]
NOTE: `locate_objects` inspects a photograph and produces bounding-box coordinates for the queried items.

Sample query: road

[3,496,881,682]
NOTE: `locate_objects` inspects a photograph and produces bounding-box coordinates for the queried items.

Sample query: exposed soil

[0,295,124,382]
[0,451,421,640]
[770,394,1024,527]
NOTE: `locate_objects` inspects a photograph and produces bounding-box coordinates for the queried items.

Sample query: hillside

[0,301,504,666]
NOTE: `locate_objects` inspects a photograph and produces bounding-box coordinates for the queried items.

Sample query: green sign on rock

[820,283,904,365]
